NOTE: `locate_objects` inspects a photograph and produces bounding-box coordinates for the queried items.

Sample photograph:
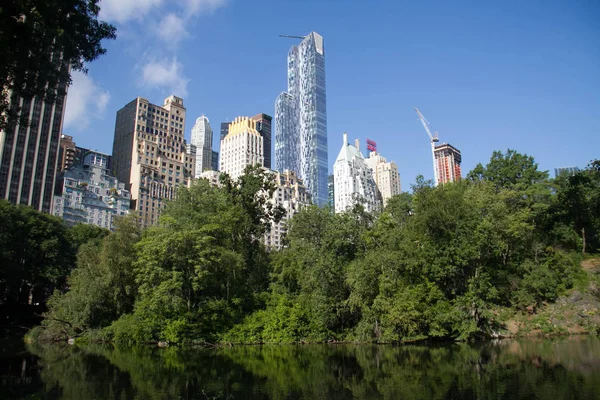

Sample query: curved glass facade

[274,32,328,206]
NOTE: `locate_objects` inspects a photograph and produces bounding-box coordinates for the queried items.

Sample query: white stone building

[364,151,401,207]
[220,117,264,180]
[53,150,130,230]
[333,133,381,213]
[264,170,311,250]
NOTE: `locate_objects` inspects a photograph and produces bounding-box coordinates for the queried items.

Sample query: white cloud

[99,0,163,24]
[141,58,190,97]
[158,13,189,44]
[184,0,228,16]
[64,71,110,130]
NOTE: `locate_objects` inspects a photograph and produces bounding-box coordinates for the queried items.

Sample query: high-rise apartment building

[53,149,130,230]
[220,117,264,180]
[190,115,213,177]
[333,133,381,213]
[111,95,195,227]
[251,113,272,169]
[264,170,311,250]
[0,88,68,213]
[365,151,401,207]
[275,31,328,206]
[434,143,461,185]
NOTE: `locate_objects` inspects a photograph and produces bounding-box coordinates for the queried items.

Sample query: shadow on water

[1,336,599,399]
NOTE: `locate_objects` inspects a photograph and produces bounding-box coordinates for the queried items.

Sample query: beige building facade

[220,117,264,180]
[111,95,195,227]
[365,151,401,207]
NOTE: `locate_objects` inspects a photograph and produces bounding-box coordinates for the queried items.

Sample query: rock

[569,291,583,303]
[67,338,75,345]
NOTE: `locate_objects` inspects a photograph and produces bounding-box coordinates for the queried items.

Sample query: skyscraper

[275,31,328,206]
[334,133,381,213]
[111,95,195,227]
[0,87,68,213]
[220,117,264,180]
[190,115,213,177]
[434,143,462,185]
[251,113,272,169]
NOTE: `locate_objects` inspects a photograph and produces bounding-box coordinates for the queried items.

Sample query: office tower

[264,170,310,250]
[220,122,229,141]
[53,149,130,230]
[333,133,381,213]
[275,31,328,206]
[211,150,219,171]
[555,166,580,178]
[57,134,77,172]
[220,117,264,180]
[251,113,272,169]
[365,150,401,207]
[0,87,68,213]
[434,143,461,185]
[190,115,213,177]
[328,174,335,209]
[111,95,195,228]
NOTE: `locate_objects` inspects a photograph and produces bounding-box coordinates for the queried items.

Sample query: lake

[1,336,599,399]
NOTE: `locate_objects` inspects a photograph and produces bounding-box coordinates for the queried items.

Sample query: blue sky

[65,0,600,188]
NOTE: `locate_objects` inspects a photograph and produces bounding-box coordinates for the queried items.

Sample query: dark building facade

[0,88,68,213]
[328,174,335,210]
[57,134,77,172]
[220,122,229,141]
[212,150,219,171]
[251,113,272,169]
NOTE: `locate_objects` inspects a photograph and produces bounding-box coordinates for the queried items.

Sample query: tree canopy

[0,0,116,129]
[19,152,600,344]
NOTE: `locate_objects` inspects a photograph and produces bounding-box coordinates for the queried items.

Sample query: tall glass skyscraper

[275,32,328,206]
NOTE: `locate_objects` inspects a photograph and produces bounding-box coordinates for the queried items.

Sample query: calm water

[1,336,599,400]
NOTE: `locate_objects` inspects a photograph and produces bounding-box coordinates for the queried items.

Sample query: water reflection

[1,337,599,399]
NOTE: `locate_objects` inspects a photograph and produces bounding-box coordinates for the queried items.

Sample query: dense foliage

[22,153,600,344]
[0,200,109,335]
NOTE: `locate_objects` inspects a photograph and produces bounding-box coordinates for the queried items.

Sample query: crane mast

[415,108,440,186]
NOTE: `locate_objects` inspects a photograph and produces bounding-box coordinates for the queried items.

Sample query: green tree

[0,0,116,129]
[40,216,141,340]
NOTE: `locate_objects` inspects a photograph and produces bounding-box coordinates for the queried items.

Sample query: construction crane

[415,108,440,186]
[278,34,306,39]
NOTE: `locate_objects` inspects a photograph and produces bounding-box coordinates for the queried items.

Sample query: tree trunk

[582,226,586,255]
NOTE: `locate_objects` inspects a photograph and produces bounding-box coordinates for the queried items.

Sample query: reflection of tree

[3,338,599,399]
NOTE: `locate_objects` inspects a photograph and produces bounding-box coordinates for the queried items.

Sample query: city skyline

[60,0,599,189]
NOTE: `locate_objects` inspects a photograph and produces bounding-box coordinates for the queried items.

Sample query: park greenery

[8,150,600,344]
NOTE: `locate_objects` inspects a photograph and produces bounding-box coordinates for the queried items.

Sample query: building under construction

[415,108,462,186]
[434,143,461,185]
